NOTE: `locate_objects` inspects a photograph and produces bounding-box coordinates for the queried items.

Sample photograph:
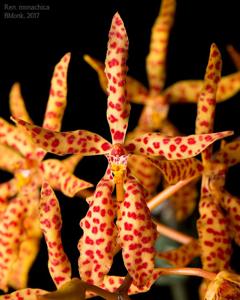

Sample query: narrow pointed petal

[117,178,157,287]
[83,54,108,92]
[0,144,26,173]
[0,179,17,202]
[164,79,203,103]
[195,44,222,162]
[125,131,233,159]
[213,139,240,167]
[40,182,72,287]
[146,0,176,94]
[9,82,33,123]
[170,182,198,221]
[197,196,232,272]
[78,169,117,285]
[105,13,130,144]
[61,154,83,173]
[216,71,240,102]
[127,155,161,194]
[221,191,240,246]
[148,157,203,184]
[84,54,148,104]
[8,238,40,289]
[0,118,36,159]
[227,45,240,70]
[164,72,240,103]
[0,289,47,299]
[13,118,112,156]
[42,53,71,131]
[156,239,201,267]
[42,159,93,197]
[0,197,27,292]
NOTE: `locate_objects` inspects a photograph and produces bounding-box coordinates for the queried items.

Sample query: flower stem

[147,175,199,211]
[155,267,216,281]
[152,220,195,244]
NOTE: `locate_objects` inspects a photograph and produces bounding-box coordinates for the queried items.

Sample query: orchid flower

[82,0,239,222]
[11,11,234,293]
[0,54,92,292]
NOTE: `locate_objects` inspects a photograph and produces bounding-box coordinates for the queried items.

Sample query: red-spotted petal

[13,118,112,156]
[61,155,83,173]
[156,239,201,267]
[78,169,117,285]
[213,139,240,167]
[195,44,222,162]
[170,181,198,221]
[148,157,203,184]
[117,177,157,287]
[42,159,93,197]
[197,196,232,272]
[42,53,71,131]
[125,131,233,159]
[164,71,240,104]
[0,197,27,292]
[221,191,240,246]
[0,118,36,159]
[9,82,33,123]
[84,54,149,104]
[105,13,130,144]
[40,182,72,288]
[146,0,176,94]
[127,155,161,195]
[8,238,40,290]
[0,144,26,174]
[0,288,47,299]
[0,179,17,202]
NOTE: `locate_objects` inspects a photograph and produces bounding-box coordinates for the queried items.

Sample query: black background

[1,0,240,299]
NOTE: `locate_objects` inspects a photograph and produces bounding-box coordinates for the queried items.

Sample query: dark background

[0,0,240,299]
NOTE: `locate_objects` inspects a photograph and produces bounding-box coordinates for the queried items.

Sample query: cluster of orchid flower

[1,0,240,299]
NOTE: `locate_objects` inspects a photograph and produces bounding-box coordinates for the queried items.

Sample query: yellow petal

[78,169,117,285]
[125,131,233,160]
[197,196,232,272]
[8,238,40,289]
[214,139,240,167]
[127,154,161,195]
[105,13,130,144]
[195,43,222,163]
[40,182,72,288]
[42,53,71,132]
[146,0,176,94]
[84,54,148,104]
[0,288,47,299]
[9,82,33,123]
[0,117,36,159]
[170,181,198,221]
[156,239,200,267]
[13,118,112,156]
[117,177,157,287]
[0,144,26,173]
[42,159,93,197]
[61,154,83,173]
[0,196,27,292]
